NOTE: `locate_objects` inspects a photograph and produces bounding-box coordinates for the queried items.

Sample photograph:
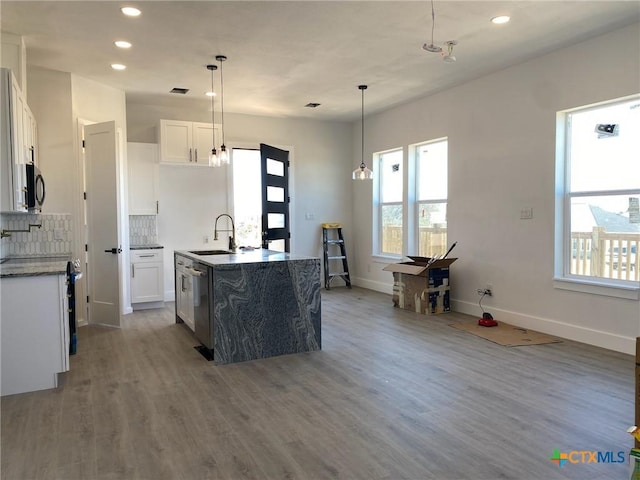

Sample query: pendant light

[206,64,219,167]
[352,85,373,181]
[216,55,229,165]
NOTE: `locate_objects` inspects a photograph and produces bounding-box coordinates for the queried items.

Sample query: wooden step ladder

[322,223,351,290]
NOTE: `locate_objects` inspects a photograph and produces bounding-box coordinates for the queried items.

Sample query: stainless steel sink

[189,250,232,256]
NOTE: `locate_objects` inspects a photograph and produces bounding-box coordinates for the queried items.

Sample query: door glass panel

[268,213,285,229]
[267,186,285,203]
[268,239,285,252]
[232,148,262,248]
[266,158,284,177]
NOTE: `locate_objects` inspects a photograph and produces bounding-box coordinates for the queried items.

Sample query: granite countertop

[174,248,318,268]
[131,244,164,250]
[0,254,71,278]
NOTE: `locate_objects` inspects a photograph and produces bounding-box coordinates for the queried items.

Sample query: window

[415,139,448,257]
[373,139,448,258]
[557,95,640,291]
[375,149,403,256]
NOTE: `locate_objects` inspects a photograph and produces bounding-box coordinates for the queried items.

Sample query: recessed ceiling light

[205,91,217,97]
[111,63,127,71]
[491,15,510,24]
[114,40,132,49]
[121,6,141,17]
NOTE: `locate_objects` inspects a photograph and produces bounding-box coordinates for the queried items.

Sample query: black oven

[25,163,45,212]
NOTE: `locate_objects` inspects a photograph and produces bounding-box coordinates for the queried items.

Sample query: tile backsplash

[129,215,158,246]
[0,213,73,257]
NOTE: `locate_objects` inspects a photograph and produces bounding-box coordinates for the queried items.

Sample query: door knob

[104,247,122,254]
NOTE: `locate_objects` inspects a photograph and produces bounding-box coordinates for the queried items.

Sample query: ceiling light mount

[422,0,442,53]
[442,40,458,63]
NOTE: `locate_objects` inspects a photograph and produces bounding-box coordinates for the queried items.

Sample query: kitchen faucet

[214,214,236,251]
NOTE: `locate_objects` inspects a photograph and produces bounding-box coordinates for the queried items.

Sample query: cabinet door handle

[194,148,198,163]
[138,254,155,258]
[156,200,159,214]
[189,148,193,162]
[181,274,186,292]
[131,264,135,278]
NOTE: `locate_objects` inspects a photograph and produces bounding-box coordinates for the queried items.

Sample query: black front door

[260,143,290,252]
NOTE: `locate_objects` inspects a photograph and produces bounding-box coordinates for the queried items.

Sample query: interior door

[260,144,290,252]
[84,121,122,327]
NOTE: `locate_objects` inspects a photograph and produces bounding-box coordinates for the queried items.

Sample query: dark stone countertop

[131,244,164,250]
[174,248,318,269]
[0,254,71,278]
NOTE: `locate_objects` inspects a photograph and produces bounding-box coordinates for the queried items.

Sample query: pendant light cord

[430,0,436,47]
[219,58,225,146]
[361,87,365,168]
[210,67,216,148]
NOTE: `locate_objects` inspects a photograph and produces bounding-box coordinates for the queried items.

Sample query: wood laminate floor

[1,287,634,480]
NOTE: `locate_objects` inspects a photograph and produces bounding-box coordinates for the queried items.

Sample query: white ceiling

[2,1,639,121]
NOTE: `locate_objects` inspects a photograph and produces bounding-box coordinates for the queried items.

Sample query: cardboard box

[383,257,457,315]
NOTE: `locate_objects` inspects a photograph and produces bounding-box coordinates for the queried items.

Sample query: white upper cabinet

[1,67,37,212]
[127,142,159,215]
[158,119,220,165]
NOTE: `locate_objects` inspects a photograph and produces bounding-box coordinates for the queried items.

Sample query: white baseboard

[452,299,635,355]
[165,290,175,302]
[132,301,165,311]
[351,276,392,295]
[123,306,133,315]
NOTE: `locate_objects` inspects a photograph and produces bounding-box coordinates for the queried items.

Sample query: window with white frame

[375,149,403,256]
[558,95,640,288]
[415,139,448,257]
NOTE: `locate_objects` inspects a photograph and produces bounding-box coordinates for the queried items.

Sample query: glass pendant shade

[209,148,219,167]
[352,164,373,180]
[219,145,229,165]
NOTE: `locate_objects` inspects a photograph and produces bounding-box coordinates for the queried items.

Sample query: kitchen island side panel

[213,258,321,364]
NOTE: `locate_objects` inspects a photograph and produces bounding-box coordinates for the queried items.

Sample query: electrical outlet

[486,284,493,296]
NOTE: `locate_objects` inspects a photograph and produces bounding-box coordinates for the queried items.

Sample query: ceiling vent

[170,87,189,94]
[305,103,321,108]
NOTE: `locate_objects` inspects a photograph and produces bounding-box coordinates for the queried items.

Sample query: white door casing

[84,121,122,327]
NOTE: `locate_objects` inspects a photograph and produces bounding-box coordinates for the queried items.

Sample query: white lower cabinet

[175,254,195,331]
[131,249,164,308]
[1,274,69,396]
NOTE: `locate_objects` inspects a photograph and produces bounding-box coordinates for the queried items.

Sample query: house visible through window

[558,96,640,287]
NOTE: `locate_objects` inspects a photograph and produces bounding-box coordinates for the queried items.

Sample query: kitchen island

[174,249,321,364]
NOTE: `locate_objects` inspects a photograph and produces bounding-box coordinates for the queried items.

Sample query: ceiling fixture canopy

[422,0,459,61]
[216,55,230,166]
[206,64,219,167]
[422,0,442,53]
[352,85,373,181]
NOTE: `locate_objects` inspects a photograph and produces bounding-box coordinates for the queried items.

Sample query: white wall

[27,67,130,323]
[126,104,352,300]
[351,23,640,354]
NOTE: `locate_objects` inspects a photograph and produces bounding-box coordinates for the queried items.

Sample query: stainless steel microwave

[25,163,45,212]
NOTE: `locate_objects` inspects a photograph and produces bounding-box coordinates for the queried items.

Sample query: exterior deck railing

[383,226,639,281]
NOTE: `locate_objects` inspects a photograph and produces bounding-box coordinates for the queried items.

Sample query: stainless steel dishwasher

[191,261,213,353]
